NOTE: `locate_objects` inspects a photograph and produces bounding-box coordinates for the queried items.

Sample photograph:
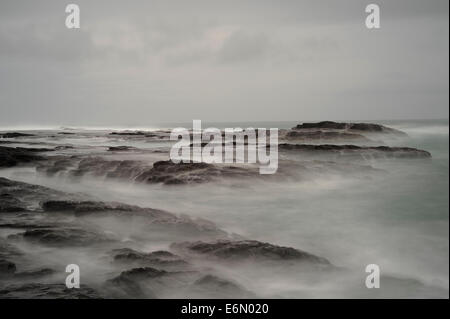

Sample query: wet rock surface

[279,143,431,159]
[0,124,442,299]
[0,283,102,299]
[108,146,138,152]
[0,259,16,275]
[292,121,407,135]
[0,132,34,138]
[8,227,114,247]
[0,146,46,167]
[111,248,189,269]
[0,177,333,298]
[284,130,372,142]
[171,240,331,264]
[135,160,258,185]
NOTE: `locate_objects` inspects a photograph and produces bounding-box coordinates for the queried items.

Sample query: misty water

[0,119,448,298]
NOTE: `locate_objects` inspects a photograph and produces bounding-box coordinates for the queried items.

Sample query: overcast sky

[0,0,448,128]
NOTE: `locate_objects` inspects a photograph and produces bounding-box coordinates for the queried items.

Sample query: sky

[0,0,448,128]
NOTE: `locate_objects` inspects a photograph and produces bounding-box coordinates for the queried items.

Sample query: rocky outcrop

[279,143,431,159]
[0,259,16,275]
[0,146,47,167]
[293,121,407,136]
[0,283,102,299]
[0,193,27,212]
[284,130,371,142]
[37,157,151,180]
[8,227,114,247]
[135,160,257,185]
[0,132,34,138]
[191,274,255,298]
[110,248,188,269]
[0,177,82,211]
[171,240,330,265]
[0,177,228,239]
[107,146,138,152]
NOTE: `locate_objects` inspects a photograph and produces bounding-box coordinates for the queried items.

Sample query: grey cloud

[0,0,448,126]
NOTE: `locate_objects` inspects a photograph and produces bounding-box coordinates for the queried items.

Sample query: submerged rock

[0,177,82,212]
[0,259,16,275]
[0,132,34,138]
[8,227,113,247]
[284,130,371,142]
[0,283,102,299]
[293,121,407,136]
[190,274,255,298]
[110,131,147,136]
[279,144,431,159]
[110,248,188,270]
[135,160,257,185]
[0,193,27,212]
[171,240,330,265]
[0,146,45,167]
[107,146,138,152]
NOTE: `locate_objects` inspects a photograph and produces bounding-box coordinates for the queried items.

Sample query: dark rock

[0,259,16,275]
[0,193,27,212]
[0,146,45,167]
[41,200,110,213]
[0,132,34,138]
[279,144,431,159]
[191,274,255,298]
[110,131,148,136]
[106,267,169,298]
[135,160,256,185]
[0,283,102,299]
[285,130,371,142]
[9,227,113,247]
[114,266,168,280]
[107,146,137,152]
[110,248,188,269]
[171,240,330,264]
[293,121,407,135]
[0,177,81,212]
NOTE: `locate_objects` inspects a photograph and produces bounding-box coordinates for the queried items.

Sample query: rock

[71,157,150,180]
[0,193,27,212]
[279,144,431,159]
[0,146,45,167]
[114,266,168,280]
[0,132,34,138]
[110,248,188,269]
[9,227,113,247]
[190,274,255,298]
[0,283,102,299]
[0,177,82,212]
[293,121,407,135]
[110,131,148,136]
[107,146,138,152]
[135,160,256,185]
[284,130,371,142]
[171,240,330,264]
[41,200,110,213]
[0,259,16,275]
[106,267,169,298]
